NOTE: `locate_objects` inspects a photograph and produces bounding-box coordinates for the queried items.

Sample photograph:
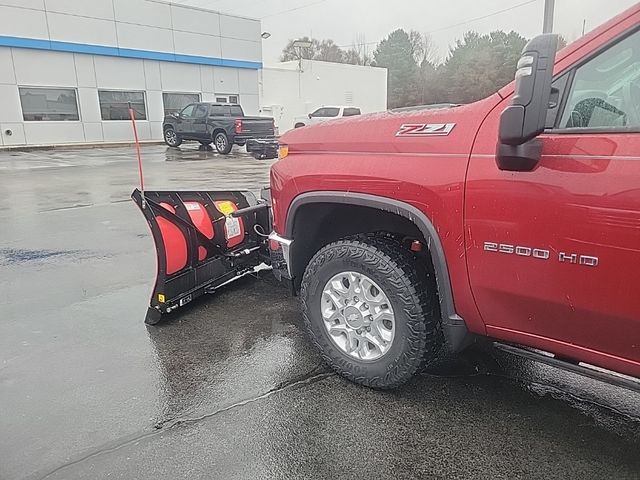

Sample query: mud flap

[132,189,271,325]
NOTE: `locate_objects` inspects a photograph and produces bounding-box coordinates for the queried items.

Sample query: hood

[280,95,502,156]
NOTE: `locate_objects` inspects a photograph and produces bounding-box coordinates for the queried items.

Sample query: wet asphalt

[0,144,639,480]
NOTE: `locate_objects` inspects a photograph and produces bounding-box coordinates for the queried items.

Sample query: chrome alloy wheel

[321,271,395,361]
[215,134,227,151]
[165,128,178,145]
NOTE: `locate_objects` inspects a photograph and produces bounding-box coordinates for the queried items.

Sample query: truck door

[466,29,640,376]
[192,103,210,140]
[175,104,196,138]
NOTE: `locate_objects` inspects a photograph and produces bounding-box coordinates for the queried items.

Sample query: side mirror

[308,113,313,119]
[497,33,558,171]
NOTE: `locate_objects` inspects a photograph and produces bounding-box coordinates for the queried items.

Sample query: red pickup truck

[134,5,640,390]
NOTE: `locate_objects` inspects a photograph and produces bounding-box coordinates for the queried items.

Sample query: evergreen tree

[373,29,420,108]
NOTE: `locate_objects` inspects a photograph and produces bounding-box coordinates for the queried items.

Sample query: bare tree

[316,39,345,62]
[280,37,318,62]
[281,37,349,63]
[557,34,568,49]
[345,33,372,66]
[410,31,439,65]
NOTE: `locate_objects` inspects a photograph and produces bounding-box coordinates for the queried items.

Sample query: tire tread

[300,235,441,389]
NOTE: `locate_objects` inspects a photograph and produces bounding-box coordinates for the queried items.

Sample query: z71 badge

[396,123,456,137]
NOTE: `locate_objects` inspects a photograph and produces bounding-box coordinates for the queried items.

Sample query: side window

[180,104,195,118]
[210,105,226,116]
[323,107,340,117]
[343,108,361,117]
[194,104,208,118]
[558,29,640,130]
[311,107,340,118]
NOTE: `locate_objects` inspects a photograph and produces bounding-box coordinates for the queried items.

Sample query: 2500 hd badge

[484,242,599,267]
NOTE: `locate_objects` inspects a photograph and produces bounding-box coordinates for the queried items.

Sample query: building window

[98,90,146,120]
[215,94,240,104]
[162,92,200,116]
[19,87,79,121]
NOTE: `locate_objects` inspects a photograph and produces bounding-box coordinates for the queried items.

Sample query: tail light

[234,119,242,134]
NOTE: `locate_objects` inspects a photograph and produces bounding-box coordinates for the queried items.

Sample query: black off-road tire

[214,132,233,154]
[300,235,441,389]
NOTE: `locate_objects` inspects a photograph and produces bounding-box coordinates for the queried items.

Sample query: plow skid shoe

[132,189,271,324]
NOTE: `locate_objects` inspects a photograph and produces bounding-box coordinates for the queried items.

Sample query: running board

[493,342,640,393]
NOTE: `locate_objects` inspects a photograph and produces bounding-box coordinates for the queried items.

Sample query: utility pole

[543,0,555,33]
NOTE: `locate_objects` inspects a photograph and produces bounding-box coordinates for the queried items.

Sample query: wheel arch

[163,123,175,131]
[285,191,469,353]
[212,127,227,138]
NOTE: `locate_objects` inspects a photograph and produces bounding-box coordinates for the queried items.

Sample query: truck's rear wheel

[300,236,440,389]
[214,132,232,154]
[164,127,182,147]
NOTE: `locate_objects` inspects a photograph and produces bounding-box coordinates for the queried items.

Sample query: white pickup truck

[294,106,361,128]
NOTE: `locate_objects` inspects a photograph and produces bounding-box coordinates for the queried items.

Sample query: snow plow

[131,188,273,325]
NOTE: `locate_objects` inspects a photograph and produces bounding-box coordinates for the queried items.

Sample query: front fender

[285,191,470,353]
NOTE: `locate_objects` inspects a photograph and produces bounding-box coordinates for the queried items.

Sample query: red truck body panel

[469,106,640,377]
[273,4,640,378]
[273,97,500,335]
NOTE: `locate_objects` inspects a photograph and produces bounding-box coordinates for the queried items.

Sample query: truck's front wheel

[300,236,441,389]
[164,127,182,147]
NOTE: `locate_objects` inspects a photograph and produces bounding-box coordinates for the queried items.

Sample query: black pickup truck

[162,103,276,157]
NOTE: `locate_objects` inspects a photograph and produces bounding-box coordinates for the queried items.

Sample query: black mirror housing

[497,33,558,170]
[496,139,543,171]
[501,33,557,145]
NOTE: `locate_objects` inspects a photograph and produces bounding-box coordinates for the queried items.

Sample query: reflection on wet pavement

[0,145,639,480]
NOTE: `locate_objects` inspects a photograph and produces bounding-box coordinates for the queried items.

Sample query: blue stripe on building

[0,36,262,70]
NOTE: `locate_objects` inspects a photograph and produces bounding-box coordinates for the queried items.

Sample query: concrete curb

[0,140,165,152]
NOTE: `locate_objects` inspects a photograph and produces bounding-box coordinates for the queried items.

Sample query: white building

[260,60,387,133]
[0,0,262,146]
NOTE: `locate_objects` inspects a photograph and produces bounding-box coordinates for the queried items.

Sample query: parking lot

[1,144,639,480]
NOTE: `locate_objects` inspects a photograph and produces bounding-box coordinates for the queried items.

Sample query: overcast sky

[173,0,639,64]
